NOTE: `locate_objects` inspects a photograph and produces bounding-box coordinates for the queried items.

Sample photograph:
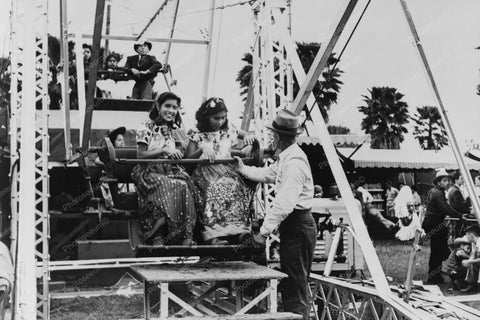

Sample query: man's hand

[243,134,257,145]
[234,156,245,172]
[462,259,472,267]
[253,232,267,245]
[131,68,140,76]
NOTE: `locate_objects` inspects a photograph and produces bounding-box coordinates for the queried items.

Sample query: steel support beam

[202,0,216,101]
[399,0,480,226]
[287,0,392,296]
[16,0,38,317]
[291,0,358,114]
[81,34,208,45]
[60,0,71,158]
[82,0,106,151]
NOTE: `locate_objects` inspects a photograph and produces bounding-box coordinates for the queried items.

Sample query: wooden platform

[120,313,303,320]
[130,261,288,320]
[131,262,285,282]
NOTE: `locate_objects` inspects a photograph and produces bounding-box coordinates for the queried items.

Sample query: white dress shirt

[239,143,314,236]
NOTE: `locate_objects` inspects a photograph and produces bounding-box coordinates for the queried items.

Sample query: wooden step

[120,312,303,320]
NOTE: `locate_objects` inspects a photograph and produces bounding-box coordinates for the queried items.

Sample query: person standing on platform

[124,41,162,100]
[235,109,316,320]
[422,168,464,284]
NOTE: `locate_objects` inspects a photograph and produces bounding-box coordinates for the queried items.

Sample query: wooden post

[324,228,342,277]
[60,0,71,158]
[82,0,106,151]
[104,2,111,58]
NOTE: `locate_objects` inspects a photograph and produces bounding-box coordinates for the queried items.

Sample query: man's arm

[147,55,162,74]
[434,190,463,218]
[237,159,277,184]
[451,189,470,214]
[260,160,306,236]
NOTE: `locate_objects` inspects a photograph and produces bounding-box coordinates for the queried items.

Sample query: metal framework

[8,0,480,319]
[10,0,51,318]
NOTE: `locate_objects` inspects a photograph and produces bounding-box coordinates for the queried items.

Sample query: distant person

[474,174,480,198]
[82,43,92,79]
[104,53,120,71]
[422,168,464,284]
[357,183,395,230]
[385,180,399,216]
[313,185,323,198]
[448,171,470,214]
[124,41,162,100]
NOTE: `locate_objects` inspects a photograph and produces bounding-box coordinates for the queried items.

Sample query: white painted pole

[75,33,87,146]
[202,0,216,101]
[16,0,38,317]
[60,0,71,158]
[285,0,392,296]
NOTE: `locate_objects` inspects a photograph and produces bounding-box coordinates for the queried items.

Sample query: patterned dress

[131,120,198,244]
[189,127,253,241]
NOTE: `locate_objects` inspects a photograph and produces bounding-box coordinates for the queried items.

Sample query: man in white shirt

[236,109,316,320]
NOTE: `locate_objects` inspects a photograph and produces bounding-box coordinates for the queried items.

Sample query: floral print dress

[131,120,198,244]
[189,127,253,241]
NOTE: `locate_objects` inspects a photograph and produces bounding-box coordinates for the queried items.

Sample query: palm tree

[236,42,343,123]
[358,87,410,149]
[412,106,448,150]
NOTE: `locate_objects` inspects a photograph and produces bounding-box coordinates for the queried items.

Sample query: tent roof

[338,139,480,170]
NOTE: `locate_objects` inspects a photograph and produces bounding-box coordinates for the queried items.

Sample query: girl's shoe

[208,238,229,245]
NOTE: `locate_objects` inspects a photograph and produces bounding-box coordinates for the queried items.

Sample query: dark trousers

[423,217,449,281]
[131,80,153,100]
[279,211,317,320]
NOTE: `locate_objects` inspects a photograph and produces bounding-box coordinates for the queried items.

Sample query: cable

[302,0,373,127]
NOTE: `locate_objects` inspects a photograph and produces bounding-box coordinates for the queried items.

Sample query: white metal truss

[252,0,293,219]
[10,0,51,318]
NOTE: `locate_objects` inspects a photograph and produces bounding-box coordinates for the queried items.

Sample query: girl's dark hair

[149,92,182,127]
[195,97,229,132]
[104,53,120,68]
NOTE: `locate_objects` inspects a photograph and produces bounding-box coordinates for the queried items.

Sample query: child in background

[445,238,471,290]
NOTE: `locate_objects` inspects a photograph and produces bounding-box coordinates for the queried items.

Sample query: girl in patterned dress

[185,97,256,245]
[131,92,198,246]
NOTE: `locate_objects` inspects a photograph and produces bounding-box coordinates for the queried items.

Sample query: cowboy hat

[106,126,126,145]
[133,41,152,52]
[433,168,451,184]
[265,109,304,136]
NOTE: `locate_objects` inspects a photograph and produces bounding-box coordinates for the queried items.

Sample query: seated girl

[131,92,198,246]
[185,97,256,245]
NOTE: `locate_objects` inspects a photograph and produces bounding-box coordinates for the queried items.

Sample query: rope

[136,0,171,41]
[302,0,373,127]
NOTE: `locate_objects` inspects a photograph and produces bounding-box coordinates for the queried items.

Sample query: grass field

[50,240,479,319]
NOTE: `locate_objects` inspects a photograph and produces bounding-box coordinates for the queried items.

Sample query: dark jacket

[124,54,162,81]
[424,187,463,227]
[447,185,470,214]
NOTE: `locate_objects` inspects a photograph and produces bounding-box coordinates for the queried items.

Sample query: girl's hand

[243,134,257,145]
[166,149,184,159]
[200,144,216,162]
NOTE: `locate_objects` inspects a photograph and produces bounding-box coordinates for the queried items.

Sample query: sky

[1,0,479,147]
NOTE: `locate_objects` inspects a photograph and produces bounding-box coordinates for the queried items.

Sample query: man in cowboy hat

[235,109,316,320]
[124,41,162,100]
[422,168,464,284]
